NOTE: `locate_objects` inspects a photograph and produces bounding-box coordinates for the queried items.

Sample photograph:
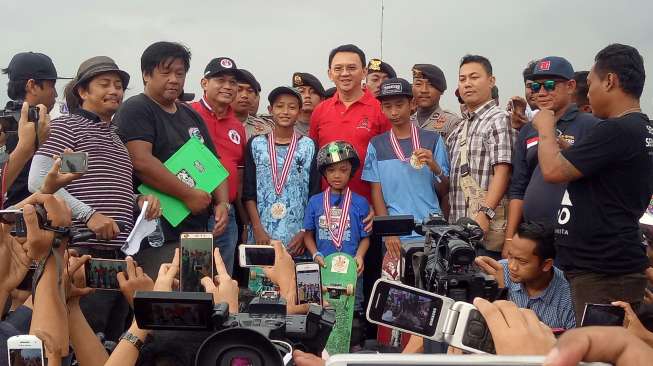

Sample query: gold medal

[410,153,425,169]
[271,202,286,219]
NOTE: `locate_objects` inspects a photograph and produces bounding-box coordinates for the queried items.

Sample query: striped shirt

[36,109,135,248]
[500,259,576,329]
[446,100,515,222]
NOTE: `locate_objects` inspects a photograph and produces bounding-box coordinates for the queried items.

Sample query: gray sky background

[2,0,653,114]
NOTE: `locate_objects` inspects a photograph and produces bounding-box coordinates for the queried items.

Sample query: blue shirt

[243,134,319,245]
[304,190,370,257]
[500,259,576,329]
[361,128,449,240]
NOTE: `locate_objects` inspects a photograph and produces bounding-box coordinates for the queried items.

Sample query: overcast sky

[2,0,652,114]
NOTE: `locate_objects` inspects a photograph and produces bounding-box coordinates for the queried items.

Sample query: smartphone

[295,262,322,306]
[0,209,21,224]
[238,244,275,268]
[60,152,88,173]
[6,335,44,366]
[367,279,495,354]
[84,258,127,290]
[367,279,451,340]
[580,303,625,327]
[180,233,214,292]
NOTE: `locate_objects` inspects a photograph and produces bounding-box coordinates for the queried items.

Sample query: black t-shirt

[115,94,219,242]
[556,112,653,274]
[509,105,599,224]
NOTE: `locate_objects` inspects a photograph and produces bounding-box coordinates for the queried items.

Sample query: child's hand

[314,254,325,268]
[253,225,271,244]
[355,255,364,276]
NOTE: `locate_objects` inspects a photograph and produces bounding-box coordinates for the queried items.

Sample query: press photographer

[1,52,62,205]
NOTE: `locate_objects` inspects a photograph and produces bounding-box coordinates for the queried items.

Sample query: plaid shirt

[446,100,515,222]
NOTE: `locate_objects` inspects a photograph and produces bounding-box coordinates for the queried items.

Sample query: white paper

[122,201,157,256]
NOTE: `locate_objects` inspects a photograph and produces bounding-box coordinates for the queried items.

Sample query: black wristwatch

[120,331,145,351]
[478,206,496,220]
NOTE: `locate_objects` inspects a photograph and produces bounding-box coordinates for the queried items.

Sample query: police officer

[411,64,462,142]
[292,72,326,136]
[365,58,396,97]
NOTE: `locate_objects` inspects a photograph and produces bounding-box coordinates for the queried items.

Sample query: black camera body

[373,213,499,303]
[0,100,39,132]
[134,290,334,365]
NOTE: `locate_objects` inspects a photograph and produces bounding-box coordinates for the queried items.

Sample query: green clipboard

[137,138,229,227]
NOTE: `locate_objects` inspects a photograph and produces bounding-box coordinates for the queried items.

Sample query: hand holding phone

[84,258,127,290]
[180,233,214,292]
[580,303,625,327]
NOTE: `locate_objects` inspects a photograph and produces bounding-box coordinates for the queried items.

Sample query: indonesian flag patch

[526,136,539,149]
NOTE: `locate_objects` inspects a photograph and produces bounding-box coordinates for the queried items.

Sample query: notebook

[137,138,229,227]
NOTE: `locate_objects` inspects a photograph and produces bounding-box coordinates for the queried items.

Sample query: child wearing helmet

[303,140,370,311]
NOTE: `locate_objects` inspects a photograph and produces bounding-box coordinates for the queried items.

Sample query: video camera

[134,290,335,366]
[0,100,39,133]
[373,213,499,303]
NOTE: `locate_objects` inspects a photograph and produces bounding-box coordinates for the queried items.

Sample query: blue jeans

[209,206,237,275]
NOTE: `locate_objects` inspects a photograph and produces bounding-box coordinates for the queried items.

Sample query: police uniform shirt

[410,106,462,143]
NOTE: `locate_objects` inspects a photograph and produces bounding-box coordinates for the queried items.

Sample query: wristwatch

[477,206,496,220]
[120,331,145,351]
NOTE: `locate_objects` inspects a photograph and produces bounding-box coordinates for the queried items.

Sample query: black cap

[292,72,326,97]
[71,56,130,93]
[203,57,244,80]
[268,86,302,106]
[4,52,69,81]
[324,87,337,98]
[412,64,447,92]
[367,58,397,78]
[532,56,575,80]
[377,78,413,100]
[236,69,261,94]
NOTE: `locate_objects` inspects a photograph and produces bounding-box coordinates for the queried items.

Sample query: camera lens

[230,357,253,366]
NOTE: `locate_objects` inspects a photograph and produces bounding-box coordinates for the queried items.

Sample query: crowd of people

[0,38,653,366]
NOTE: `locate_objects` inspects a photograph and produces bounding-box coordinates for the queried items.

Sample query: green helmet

[316,140,360,176]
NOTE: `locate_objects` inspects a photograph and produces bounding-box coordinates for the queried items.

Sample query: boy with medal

[362,78,450,259]
[304,141,370,311]
[243,86,319,256]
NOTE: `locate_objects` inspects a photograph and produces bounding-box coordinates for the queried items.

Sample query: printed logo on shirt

[356,117,371,131]
[556,190,572,236]
[176,169,196,188]
[560,134,575,145]
[188,127,205,144]
[228,129,241,145]
[526,136,539,149]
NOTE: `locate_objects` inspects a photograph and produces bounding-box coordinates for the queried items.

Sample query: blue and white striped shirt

[500,259,576,329]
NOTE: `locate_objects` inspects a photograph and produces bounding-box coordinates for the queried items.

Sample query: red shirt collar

[200,95,236,119]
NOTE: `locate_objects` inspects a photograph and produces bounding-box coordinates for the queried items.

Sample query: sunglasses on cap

[530,80,565,93]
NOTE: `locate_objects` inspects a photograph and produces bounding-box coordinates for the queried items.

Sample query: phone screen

[296,264,322,305]
[581,304,625,327]
[9,348,43,366]
[369,281,443,336]
[140,301,209,329]
[244,246,275,266]
[60,152,88,173]
[180,233,214,292]
[85,259,126,290]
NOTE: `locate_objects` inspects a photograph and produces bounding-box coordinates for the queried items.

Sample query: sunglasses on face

[530,80,563,93]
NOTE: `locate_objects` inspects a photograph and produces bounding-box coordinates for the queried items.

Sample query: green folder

[137,138,229,227]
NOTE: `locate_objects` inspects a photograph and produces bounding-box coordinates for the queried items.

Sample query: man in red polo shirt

[190,56,247,274]
[309,44,391,202]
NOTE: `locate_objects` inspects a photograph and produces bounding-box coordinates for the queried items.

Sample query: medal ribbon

[323,187,352,250]
[389,124,420,162]
[268,129,299,195]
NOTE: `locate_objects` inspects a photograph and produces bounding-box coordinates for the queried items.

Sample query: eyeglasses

[530,80,563,93]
